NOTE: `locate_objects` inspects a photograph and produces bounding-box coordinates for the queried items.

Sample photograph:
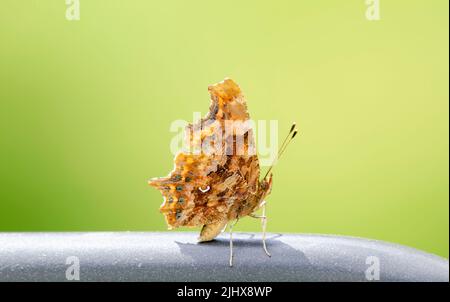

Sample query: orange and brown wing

[149,79,261,229]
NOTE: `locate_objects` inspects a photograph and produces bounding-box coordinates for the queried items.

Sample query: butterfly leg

[229,219,239,267]
[250,201,271,257]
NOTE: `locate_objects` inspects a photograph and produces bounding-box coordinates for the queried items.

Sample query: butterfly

[148,78,297,266]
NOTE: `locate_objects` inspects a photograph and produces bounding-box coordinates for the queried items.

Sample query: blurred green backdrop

[0,1,448,258]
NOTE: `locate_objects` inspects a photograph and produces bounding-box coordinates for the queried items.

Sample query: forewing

[149,79,261,228]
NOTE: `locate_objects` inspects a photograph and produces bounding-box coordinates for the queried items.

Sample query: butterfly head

[259,173,273,200]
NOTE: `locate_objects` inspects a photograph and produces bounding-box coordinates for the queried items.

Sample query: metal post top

[0,232,448,282]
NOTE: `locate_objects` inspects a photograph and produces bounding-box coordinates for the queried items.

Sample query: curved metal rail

[0,232,448,282]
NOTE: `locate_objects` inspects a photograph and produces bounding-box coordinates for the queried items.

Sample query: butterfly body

[149,79,272,241]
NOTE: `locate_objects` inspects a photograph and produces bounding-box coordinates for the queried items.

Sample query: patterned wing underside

[149,79,260,229]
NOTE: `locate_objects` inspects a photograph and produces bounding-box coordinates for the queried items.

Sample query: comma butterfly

[148,79,297,266]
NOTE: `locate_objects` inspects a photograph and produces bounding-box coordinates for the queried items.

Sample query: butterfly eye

[199,186,210,193]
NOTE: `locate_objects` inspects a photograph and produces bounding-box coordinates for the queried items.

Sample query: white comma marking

[199,186,210,193]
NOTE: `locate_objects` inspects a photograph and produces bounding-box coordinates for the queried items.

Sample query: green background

[0,1,448,258]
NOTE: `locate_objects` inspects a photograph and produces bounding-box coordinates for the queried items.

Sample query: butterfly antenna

[263,122,298,180]
[278,129,298,159]
[278,122,296,156]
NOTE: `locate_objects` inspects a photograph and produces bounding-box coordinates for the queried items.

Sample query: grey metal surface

[0,232,448,282]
